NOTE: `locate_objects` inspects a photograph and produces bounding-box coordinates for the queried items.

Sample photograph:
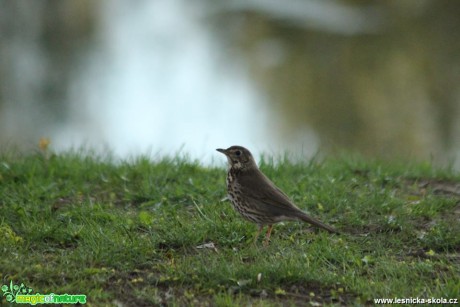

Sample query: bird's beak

[216,148,226,155]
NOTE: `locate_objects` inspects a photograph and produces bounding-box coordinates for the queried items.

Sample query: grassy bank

[1,150,459,306]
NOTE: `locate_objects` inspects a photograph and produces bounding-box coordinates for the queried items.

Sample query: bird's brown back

[235,167,305,219]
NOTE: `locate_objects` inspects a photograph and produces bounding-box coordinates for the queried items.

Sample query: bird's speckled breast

[225,168,260,223]
[226,168,239,202]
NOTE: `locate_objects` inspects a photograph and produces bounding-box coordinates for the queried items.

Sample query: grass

[1,148,459,306]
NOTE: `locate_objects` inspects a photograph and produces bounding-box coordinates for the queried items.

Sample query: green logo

[1,281,86,305]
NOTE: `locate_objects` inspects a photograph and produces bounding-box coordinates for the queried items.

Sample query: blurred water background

[1,0,459,167]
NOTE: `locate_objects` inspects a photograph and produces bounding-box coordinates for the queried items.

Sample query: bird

[216,145,338,246]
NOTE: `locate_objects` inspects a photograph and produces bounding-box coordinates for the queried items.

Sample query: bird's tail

[298,212,339,234]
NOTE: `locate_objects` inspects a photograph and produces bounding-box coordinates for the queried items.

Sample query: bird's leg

[253,224,264,245]
[263,225,273,247]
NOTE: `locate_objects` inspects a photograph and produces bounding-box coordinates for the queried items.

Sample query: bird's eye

[235,150,241,156]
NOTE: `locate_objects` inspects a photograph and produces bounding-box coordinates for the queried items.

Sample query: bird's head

[216,146,257,170]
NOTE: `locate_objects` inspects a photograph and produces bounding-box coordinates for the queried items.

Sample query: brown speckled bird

[217,145,338,246]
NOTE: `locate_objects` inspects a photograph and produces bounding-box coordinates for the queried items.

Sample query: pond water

[1,0,459,167]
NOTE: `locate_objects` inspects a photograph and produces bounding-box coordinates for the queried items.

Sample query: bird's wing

[238,169,303,217]
[237,169,339,233]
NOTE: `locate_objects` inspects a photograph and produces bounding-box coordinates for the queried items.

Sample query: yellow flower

[426,249,436,256]
[39,137,51,151]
